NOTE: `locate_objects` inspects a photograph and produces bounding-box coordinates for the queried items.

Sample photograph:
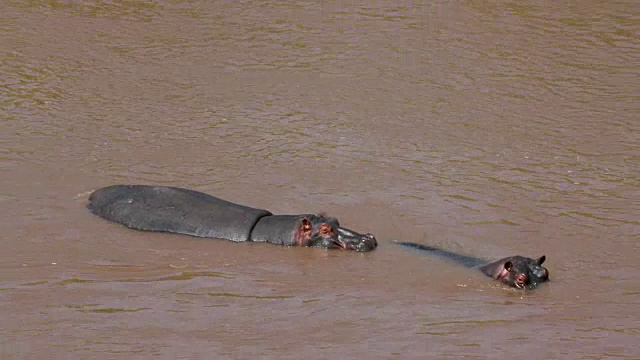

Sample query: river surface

[1,1,638,359]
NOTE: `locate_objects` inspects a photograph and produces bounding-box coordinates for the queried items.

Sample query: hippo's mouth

[332,238,348,250]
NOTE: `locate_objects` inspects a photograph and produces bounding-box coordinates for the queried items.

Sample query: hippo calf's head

[295,214,378,252]
[481,255,549,290]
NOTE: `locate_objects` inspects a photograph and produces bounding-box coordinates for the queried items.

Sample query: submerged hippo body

[87,185,377,252]
[396,242,548,289]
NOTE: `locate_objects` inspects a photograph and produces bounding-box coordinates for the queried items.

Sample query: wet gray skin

[87,185,378,252]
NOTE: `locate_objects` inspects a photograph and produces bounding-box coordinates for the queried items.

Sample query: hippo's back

[87,185,272,242]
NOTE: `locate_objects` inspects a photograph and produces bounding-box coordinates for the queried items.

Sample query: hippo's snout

[361,233,378,252]
[336,228,378,252]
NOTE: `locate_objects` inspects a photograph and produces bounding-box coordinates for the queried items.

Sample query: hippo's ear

[504,261,513,272]
[301,218,312,234]
[537,255,546,265]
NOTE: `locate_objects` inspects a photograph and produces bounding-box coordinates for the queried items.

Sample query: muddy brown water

[1,1,638,359]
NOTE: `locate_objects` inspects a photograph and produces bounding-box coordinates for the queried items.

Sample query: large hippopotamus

[87,185,377,252]
[396,241,548,289]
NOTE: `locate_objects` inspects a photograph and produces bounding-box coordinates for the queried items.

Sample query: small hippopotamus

[87,185,377,252]
[396,241,549,289]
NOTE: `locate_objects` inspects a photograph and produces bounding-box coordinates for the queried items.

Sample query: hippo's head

[295,214,378,252]
[481,255,549,290]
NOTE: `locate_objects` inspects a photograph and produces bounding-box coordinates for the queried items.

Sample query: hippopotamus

[87,185,377,252]
[396,241,549,289]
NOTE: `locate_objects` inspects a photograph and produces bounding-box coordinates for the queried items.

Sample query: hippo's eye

[319,223,332,235]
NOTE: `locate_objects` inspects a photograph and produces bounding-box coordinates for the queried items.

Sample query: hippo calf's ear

[504,261,513,272]
[537,255,546,265]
